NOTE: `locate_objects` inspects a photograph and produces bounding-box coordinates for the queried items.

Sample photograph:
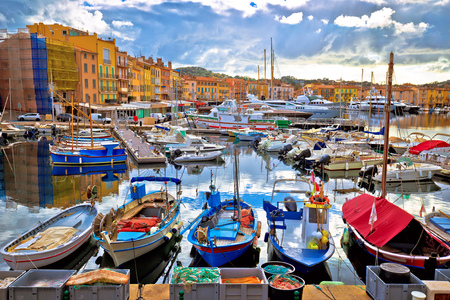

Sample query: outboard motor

[314,154,331,168]
[250,136,262,149]
[170,149,183,161]
[278,144,293,156]
[51,125,56,136]
[284,196,297,212]
[294,148,312,167]
[359,165,378,178]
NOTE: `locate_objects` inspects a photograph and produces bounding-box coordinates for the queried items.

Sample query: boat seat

[430,218,450,233]
[209,222,239,241]
[116,231,147,241]
[268,217,286,230]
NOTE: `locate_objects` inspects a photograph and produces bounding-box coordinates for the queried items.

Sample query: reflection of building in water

[52,173,122,207]
[2,140,53,209]
[0,154,5,199]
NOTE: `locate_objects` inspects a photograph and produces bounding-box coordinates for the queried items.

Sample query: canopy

[342,194,413,247]
[131,176,181,185]
[363,127,385,136]
[409,140,450,155]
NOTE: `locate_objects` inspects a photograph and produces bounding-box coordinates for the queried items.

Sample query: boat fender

[264,232,269,243]
[342,228,349,245]
[308,240,319,250]
[150,227,158,234]
[284,196,297,212]
[321,236,329,245]
[164,232,173,242]
[256,221,262,238]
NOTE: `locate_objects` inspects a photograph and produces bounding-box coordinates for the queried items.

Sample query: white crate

[68,269,130,300]
[366,266,426,300]
[219,268,268,300]
[435,269,450,281]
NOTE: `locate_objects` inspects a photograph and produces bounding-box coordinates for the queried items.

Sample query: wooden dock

[113,125,167,165]
[129,284,372,300]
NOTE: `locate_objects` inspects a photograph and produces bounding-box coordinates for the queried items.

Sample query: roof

[342,194,413,247]
[408,140,450,155]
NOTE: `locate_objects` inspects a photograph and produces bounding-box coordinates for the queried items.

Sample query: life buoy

[310,194,330,205]
[243,105,248,109]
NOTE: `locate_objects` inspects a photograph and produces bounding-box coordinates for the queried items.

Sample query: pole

[339,78,342,119]
[88,95,94,148]
[270,38,274,100]
[360,69,364,102]
[381,52,394,199]
[51,69,54,122]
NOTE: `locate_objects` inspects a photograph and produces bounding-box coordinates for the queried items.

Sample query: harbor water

[1,112,450,285]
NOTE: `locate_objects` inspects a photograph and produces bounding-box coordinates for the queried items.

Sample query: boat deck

[208,206,254,246]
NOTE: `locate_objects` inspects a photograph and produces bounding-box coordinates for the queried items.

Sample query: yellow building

[128,56,142,102]
[28,22,117,104]
[150,65,161,101]
[334,85,358,103]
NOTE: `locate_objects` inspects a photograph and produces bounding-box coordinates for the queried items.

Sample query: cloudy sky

[1,0,449,84]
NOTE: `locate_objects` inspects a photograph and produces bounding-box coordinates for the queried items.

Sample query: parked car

[17,113,41,121]
[91,113,112,124]
[56,113,82,122]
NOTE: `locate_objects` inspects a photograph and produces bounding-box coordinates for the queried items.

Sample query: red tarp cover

[342,194,413,247]
[409,140,450,155]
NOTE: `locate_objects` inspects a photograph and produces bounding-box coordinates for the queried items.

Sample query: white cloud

[316,28,322,33]
[112,20,133,28]
[112,30,135,41]
[0,12,6,23]
[360,0,387,4]
[27,0,110,34]
[81,0,310,17]
[321,19,329,24]
[334,7,429,36]
[274,12,303,25]
[435,0,450,5]
[307,15,313,20]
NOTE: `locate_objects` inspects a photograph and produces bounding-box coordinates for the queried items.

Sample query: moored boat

[1,203,98,270]
[50,142,127,165]
[93,176,183,267]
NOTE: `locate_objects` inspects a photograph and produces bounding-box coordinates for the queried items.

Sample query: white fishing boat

[251,99,339,120]
[173,150,223,163]
[165,135,225,154]
[367,158,442,182]
[93,177,183,267]
[187,99,291,131]
[1,203,98,270]
[359,88,396,112]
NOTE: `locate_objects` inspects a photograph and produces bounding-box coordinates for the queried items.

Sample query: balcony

[105,98,117,104]
[100,86,117,93]
[117,61,127,67]
[103,59,111,65]
[117,75,130,81]
[99,73,117,79]
[118,96,128,103]
[118,87,128,94]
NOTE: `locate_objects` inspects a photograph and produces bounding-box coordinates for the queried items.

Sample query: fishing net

[269,274,303,290]
[171,267,220,284]
[222,276,262,284]
[263,264,292,275]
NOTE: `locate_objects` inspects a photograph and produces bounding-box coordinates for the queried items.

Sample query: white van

[91,113,112,124]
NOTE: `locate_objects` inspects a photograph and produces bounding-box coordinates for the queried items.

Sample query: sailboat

[342,53,450,275]
[187,152,260,267]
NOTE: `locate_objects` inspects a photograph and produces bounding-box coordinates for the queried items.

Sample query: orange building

[74,46,99,105]
[116,48,129,103]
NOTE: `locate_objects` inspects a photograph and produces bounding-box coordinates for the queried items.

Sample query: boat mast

[88,95,94,148]
[270,38,274,101]
[381,52,394,199]
[234,149,241,222]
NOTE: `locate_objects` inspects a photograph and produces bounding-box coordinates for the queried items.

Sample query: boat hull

[1,203,97,270]
[193,239,254,267]
[97,214,181,267]
[50,151,127,165]
[323,158,383,171]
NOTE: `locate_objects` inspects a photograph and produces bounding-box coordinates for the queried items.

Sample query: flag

[420,204,426,217]
[310,172,315,183]
[312,184,316,194]
[369,201,377,229]
[219,116,221,121]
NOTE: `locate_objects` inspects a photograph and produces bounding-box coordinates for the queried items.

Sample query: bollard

[179,290,184,300]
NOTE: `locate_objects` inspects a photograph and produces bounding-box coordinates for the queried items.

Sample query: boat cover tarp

[342,194,413,247]
[363,127,385,136]
[131,176,181,185]
[409,140,450,155]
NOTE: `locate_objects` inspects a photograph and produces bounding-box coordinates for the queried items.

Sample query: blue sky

[1,0,449,84]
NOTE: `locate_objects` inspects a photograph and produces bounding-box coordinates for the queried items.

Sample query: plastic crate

[219,268,268,300]
[0,271,26,300]
[131,183,145,200]
[170,268,220,300]
[9,269,76,300]
[68,269,130,300]
[366,266,426,300]
[435,269,450,281]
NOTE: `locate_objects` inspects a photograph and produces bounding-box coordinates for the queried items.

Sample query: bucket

[268,274,305,300]
[260,261,295,280]
[411,291,426,300]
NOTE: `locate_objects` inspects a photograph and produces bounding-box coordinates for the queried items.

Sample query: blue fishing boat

[93,176,183,267]
[51,163,127,179]
[50,142,127,165]
[187,156,260,267]
[263,179,335,273]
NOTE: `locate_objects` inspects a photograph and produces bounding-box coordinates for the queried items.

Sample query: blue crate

[131,183,146,199]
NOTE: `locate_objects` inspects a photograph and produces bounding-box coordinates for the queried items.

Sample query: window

[103,48,110,64]
[92,64,95,73]
[93,94,97,103]
[84,63,87,73]
[62,30,67,36]
[85,94,89,102]
[84,79,88,89]
[92,55,94,60]
[92,79,96,89]
[84,53,87,59]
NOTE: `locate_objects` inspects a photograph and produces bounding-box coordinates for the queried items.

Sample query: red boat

[343,194,450,270]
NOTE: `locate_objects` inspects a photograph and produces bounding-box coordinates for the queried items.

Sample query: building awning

[184,100,208,106]
[342,194,413,247]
